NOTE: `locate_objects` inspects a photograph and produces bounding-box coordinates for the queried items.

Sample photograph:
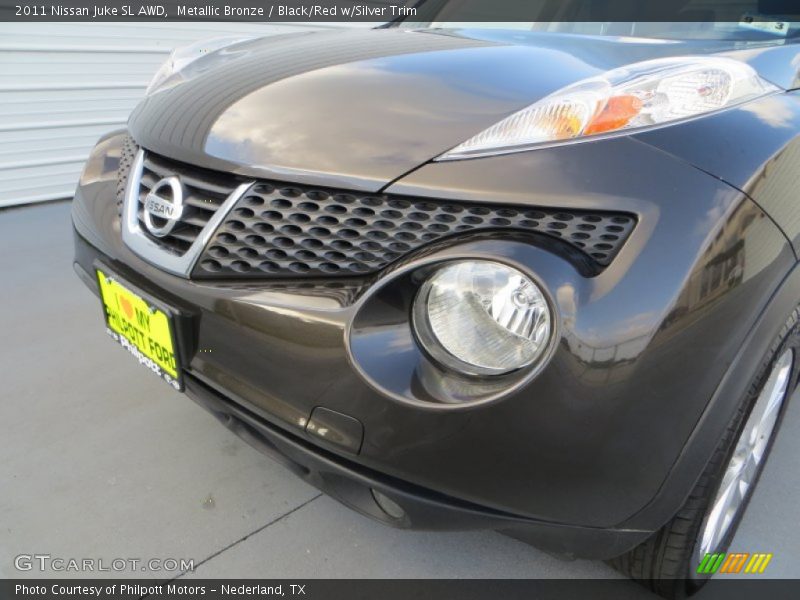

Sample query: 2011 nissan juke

[71,10,800,597]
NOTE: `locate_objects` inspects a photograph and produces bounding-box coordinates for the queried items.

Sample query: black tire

[609,306,800,598]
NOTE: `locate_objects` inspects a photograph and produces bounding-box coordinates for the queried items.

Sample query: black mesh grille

[134,154,241,257]
[193,181,636,279]
[116,136,139,214]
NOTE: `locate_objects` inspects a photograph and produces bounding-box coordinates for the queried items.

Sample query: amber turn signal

[584,95,644,135]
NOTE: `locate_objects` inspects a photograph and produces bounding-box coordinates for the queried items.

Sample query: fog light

[413,261,552,376]
[371,489,406,520]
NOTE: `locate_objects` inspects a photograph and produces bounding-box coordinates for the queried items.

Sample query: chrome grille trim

[121,149,253,277]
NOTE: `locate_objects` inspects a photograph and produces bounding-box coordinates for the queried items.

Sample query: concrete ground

[2,201,799,592]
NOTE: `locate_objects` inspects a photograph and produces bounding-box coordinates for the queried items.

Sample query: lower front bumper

[181,371,652,559]
[75,239,652,560]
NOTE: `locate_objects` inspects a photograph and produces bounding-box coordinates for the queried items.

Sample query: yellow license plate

[96,268,182,390]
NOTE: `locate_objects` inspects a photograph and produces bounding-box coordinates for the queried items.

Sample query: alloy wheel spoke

[741,454,758,487]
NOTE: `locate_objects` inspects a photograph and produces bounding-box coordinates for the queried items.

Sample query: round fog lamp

[413,261,552,376]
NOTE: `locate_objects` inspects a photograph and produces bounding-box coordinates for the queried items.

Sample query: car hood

[128,28,796,191]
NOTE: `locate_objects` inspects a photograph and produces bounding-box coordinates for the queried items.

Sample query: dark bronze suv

[72,19,800,596]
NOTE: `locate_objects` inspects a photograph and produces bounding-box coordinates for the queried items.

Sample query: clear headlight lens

[146,36,253,96]
[413,261,552,376]
[439,56,778,159]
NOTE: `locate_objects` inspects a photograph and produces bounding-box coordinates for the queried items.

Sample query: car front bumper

[72,130,794,558]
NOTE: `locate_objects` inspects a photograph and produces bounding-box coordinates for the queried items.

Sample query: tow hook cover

[305,407,364,455]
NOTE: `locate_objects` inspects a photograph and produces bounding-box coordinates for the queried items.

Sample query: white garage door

[0,22,358,208]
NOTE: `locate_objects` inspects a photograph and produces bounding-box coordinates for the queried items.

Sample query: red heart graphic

[119,295,134,320]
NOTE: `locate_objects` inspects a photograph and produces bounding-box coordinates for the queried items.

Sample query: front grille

[121,145,636,279]
[116,135,139,214]
[133,154,242,257]
[192,182,636,279]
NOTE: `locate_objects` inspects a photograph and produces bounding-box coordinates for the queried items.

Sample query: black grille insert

[192,181,636,279]
[116,136,138,214]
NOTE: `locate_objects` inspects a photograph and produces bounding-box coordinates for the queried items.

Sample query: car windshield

[397,0,800,41]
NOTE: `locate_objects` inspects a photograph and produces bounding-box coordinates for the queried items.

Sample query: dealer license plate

[96,267,183,391]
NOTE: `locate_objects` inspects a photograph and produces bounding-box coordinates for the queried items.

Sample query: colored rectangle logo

[697,552,773,575]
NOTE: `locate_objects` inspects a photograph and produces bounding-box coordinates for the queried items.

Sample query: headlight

[439,56,778,159]
[413,261,552,376]
[146,36,253,96]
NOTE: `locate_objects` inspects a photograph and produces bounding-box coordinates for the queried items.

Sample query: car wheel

[609,306,800,598]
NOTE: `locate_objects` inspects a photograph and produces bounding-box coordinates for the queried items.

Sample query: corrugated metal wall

[0,22,354,208]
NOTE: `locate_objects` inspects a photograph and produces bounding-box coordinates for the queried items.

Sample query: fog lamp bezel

[345,242,566,410]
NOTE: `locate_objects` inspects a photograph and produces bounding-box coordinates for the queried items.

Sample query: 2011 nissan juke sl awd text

[71,15,800,597]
